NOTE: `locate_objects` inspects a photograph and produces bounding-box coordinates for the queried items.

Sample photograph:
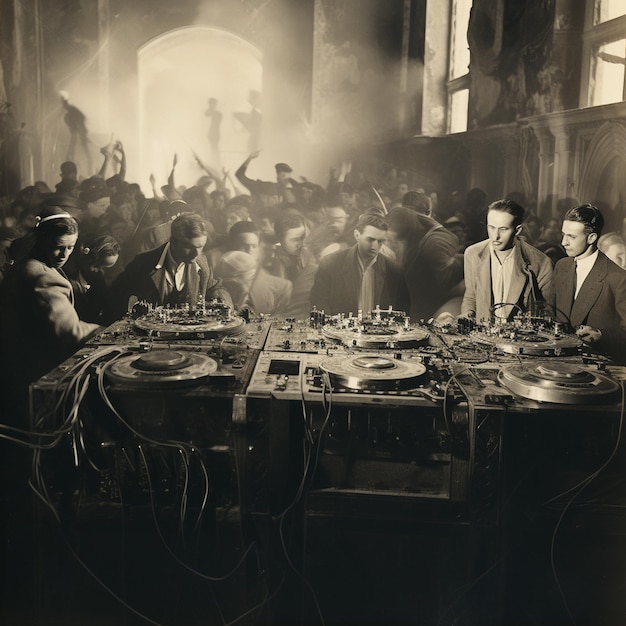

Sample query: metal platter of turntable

[471,330,581,356]
[321,324,429,349]
[105,350,218,388]
[497,362,619,404]
[133,313,245,339]
[319,354,427,391]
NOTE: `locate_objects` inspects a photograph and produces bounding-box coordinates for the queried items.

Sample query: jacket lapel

[476,242,492,320]
[506,245,528,312]
[571,254,606,326]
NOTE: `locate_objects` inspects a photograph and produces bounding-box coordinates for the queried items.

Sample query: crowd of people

[1,141,626,418]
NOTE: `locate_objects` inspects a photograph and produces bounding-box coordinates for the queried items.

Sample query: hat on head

[215,250,257,280]
[275,163,293,174]
[79,176,110,204]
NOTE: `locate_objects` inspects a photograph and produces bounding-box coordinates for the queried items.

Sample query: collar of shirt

[575,249,598,273]
[155,242,200,289]
[357,250,378,274]
[275,245,303,269]
[489,243,515,266]
[574,249,598,297]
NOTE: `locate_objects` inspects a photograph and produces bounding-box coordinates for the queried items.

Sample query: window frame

[580,4,626,106]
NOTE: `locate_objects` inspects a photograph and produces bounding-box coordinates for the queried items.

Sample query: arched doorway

[138,26,262,192]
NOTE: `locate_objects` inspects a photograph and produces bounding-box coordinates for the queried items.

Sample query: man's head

[274,212,307,256]
[275,163,292,186]
[60,161,77,181]
[402,191,431,216]
[229,220,260,262]
[79,234,120,282]
[79,176,111,219]
[259,182,280,208]
[543,218,561,244]
[33,207,79,269]
[170,213,208,263]
[486,199,524,252]
[561,203,604,259]
[354,213,388,261]
[324,204,348,235]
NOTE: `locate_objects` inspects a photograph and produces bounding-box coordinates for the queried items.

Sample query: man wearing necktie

[104,213,232,323]
[555,204,626,363]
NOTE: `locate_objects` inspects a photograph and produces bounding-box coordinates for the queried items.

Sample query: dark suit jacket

[461,237,554,321]
[309,245,410,315]
[555,250,626,362]
[0,257,102,409]
[103,243,232,323]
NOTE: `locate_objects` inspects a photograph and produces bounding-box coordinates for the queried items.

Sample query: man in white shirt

[460,199,554,322]
[555,204,626,362]
[104,213,232,323]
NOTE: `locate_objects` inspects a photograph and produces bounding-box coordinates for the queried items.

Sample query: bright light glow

[449,89,469,133]
[591,38,626,106]
[593,0,626,25]
[138,27,262,192]
[450,0,472,79]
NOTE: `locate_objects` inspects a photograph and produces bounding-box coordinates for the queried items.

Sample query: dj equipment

[104,350,219,388]
[497,361,620,403]
[27,309,626,626]
[318,353,428,391]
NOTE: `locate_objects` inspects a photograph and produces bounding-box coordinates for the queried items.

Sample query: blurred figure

[55,161,79,194]
[443,216,468,253]
[205,97,222,164]
[387,207,464,321]
[266,212,318,318]
[64,234,121,323]
[519,213,544,245]
[215,250,291,316]
[402,190,432,216]
[461,187,489,246]
[233,89,262,153]
[78,176,111,239]
[598,232,626,270]
[535,216,567,266]
[60,92,92,173]
[306,204,350,260]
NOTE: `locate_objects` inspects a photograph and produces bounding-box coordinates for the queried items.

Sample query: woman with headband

[0,206,103,418]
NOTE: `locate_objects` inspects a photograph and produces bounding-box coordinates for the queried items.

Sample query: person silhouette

[60,91,92,174]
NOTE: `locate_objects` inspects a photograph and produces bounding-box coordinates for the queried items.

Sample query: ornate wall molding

[577,120,626,203]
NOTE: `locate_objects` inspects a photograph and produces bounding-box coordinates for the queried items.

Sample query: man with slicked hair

[555,203,626,362]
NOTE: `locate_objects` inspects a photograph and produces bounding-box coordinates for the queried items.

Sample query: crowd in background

[1,139,625,325]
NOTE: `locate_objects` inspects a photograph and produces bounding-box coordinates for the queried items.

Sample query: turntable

[319,354,427,391]
[470,329,582,356]
[497,362,620,404]
[104,350,218,388]
[321,323,429,349]
[133,309,245,339]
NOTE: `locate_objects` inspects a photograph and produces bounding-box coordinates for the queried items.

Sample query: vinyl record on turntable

[319,354,427,391]
[133,313,245,339]
[321,324,429,349]
[497,362,619,404]
[105,350,218,388]
[471,330,581,356]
